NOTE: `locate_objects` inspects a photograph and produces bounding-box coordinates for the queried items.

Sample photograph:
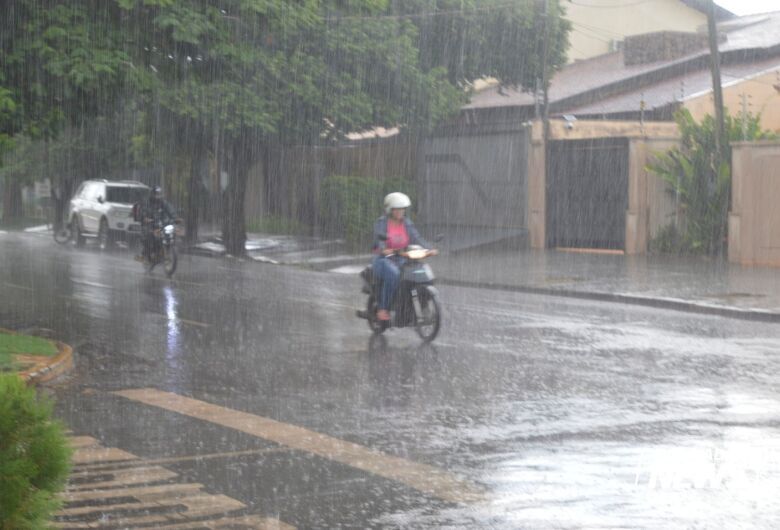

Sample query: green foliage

[399,0,570,89]
[0,1,130,143]
[647,109,776,256]
[0,374,72,529]
[320,175,415,248]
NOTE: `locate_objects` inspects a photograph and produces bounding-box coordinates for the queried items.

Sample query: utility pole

[707,1,730,258]
[541,0,550,142]
[741,92,748,141]
[707,0,727,159]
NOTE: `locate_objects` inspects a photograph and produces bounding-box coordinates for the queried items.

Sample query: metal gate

[421,125,529,249]
[546,138,629,250]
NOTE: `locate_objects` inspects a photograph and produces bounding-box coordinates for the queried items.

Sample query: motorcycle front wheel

[415,286,441,342]
[163,244,178,278]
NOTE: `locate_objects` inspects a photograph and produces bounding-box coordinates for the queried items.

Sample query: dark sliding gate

[546,138,629,250]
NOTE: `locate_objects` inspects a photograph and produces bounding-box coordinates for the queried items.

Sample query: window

[106,186,148,205]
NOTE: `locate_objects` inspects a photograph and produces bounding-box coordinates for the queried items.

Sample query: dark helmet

[150,186,163,200]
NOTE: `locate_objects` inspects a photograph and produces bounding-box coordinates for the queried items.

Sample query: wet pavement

[3,231,780,528]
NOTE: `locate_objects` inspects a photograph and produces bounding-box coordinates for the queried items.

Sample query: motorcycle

[356,244,442,343]
[143,218,180,277]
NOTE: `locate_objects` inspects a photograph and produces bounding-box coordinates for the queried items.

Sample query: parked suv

[68,180,150,250]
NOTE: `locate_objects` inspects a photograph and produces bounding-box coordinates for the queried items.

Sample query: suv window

[85,182,103,201]
[106,186,148,205]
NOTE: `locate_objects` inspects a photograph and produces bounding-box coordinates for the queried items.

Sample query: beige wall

[729,141,780,267]
[564,0,706,62]
[626,138,681,254]
[684,68,780,134]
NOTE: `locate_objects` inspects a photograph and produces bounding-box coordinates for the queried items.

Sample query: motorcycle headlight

[164,225,175,235]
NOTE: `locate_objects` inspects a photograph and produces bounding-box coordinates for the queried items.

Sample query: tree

[0,1,131,223]
[116,0,569,255]
[648,108,776,256]
[404,0,570,89]
[115,1,455,254]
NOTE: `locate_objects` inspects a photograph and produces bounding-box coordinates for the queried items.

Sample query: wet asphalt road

[2,232,780,529]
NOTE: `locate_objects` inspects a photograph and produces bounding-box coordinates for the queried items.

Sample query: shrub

[0,374,71,529]
[319,175,415,248]
[649,223,687,255]
[647,109,776,256]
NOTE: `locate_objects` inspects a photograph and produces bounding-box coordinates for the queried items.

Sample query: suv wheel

[73,217,86,248]
[98,218,113,251]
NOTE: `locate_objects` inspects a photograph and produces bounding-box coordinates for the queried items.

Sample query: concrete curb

[0,328,74,385]
[276,254,780,323]
[438,279,780,323]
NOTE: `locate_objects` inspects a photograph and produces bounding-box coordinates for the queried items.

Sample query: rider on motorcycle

[138,186,177,263]
[372,192,438,322]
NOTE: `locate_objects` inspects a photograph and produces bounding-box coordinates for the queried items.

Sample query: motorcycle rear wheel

[53,226,71,244]
[415,287,441,342]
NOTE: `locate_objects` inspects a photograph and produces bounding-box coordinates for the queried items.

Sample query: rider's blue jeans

[372,255,404,310]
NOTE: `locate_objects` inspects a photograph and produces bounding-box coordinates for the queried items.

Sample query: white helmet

[384,192,411,214]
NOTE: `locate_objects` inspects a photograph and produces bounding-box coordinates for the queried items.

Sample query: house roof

[566,56,780,117]
[464,11,780,118]
[680,0,735,21]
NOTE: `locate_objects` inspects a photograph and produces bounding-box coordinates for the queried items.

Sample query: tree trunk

[263,144,281,216]
[185,140,208,246]
[221,139,250,257]
[2,176,23,224]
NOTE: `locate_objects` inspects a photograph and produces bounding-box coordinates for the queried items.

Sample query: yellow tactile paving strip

[56,436,294,530]
[113,388,486,504]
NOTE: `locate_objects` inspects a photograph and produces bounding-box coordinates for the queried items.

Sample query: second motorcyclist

[137,186,177,263]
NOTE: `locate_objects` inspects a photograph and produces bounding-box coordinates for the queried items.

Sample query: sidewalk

[432,249,780,321]
[191,227,372,266]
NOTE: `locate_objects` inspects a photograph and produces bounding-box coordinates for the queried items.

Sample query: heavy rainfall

[1,0,780,528]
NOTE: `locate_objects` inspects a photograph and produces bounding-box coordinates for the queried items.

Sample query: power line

[570,22,620,43]
[570,20,627,39]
